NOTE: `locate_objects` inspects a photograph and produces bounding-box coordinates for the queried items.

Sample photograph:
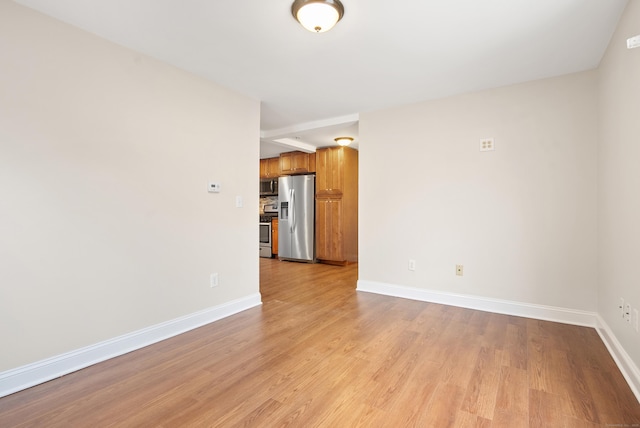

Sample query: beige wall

[359,71,598,311]
[0,2,259,371]
[598,0,640,366]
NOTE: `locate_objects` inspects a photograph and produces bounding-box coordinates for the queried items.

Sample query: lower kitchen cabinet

[316,198,341,261]
[316,197,357,264]
[272,218,278,256]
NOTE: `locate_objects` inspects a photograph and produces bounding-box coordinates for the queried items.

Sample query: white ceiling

[13,0,628,157]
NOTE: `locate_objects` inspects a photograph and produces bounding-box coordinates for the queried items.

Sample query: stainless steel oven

[259,222,272,258]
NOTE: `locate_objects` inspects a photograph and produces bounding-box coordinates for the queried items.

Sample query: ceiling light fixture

[334,137,353,146]
[291,0,345,33]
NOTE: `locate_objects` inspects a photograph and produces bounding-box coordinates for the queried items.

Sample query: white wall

[359,71,598,311]
[0,2,259,372]
[598,0,640,367]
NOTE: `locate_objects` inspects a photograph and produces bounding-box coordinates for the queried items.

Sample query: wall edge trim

[357,279,597,326]
[595,315,640,403]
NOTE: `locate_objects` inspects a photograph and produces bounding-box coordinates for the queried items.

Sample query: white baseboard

[357,279,640,403]
[357,280,597,326]
[595,315,640,403]
[0,293,262,398]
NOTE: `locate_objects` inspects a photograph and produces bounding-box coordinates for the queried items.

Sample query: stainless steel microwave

[260,178,278,196]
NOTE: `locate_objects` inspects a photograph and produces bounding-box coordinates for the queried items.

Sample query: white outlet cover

[210,273,219,287]
[628,34,640,49]
[625,303,632,323]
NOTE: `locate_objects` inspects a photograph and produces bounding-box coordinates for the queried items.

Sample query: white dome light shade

[292,0,345,33]
[334,137,353,146]
[296,3,338,33]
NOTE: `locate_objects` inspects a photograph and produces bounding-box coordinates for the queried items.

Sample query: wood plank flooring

[1,258,639,427]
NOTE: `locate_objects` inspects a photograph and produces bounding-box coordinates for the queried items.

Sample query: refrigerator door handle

[290,188,295,232]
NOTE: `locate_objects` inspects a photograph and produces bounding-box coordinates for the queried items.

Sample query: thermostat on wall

[208,182,221,193]
[628,35,640,49]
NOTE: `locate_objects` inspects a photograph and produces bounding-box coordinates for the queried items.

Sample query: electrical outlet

[625,303,631,323]
[210,273,219,287]
[456,264,463,276]
[620,298,625,318]
[408,259,416,271]
[634,309,639,332]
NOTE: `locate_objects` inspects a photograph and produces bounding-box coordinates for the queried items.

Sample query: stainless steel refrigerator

[278,174,315,262]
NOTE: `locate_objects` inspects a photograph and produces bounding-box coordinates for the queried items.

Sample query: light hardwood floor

[1,258,639,427]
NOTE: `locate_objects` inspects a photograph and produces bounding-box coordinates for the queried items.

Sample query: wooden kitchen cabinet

[280,151,315,175]
[272,218,278,256]
[316,146,357,195]
[260,157,280,178]
[316,197,344,262]
[315,146,358,264]
[268,157,281,177]
[316,147,338,193]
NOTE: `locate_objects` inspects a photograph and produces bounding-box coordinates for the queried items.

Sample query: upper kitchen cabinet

[279,151,316,175]
[260,157,281,178]
[316,146,358,196]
